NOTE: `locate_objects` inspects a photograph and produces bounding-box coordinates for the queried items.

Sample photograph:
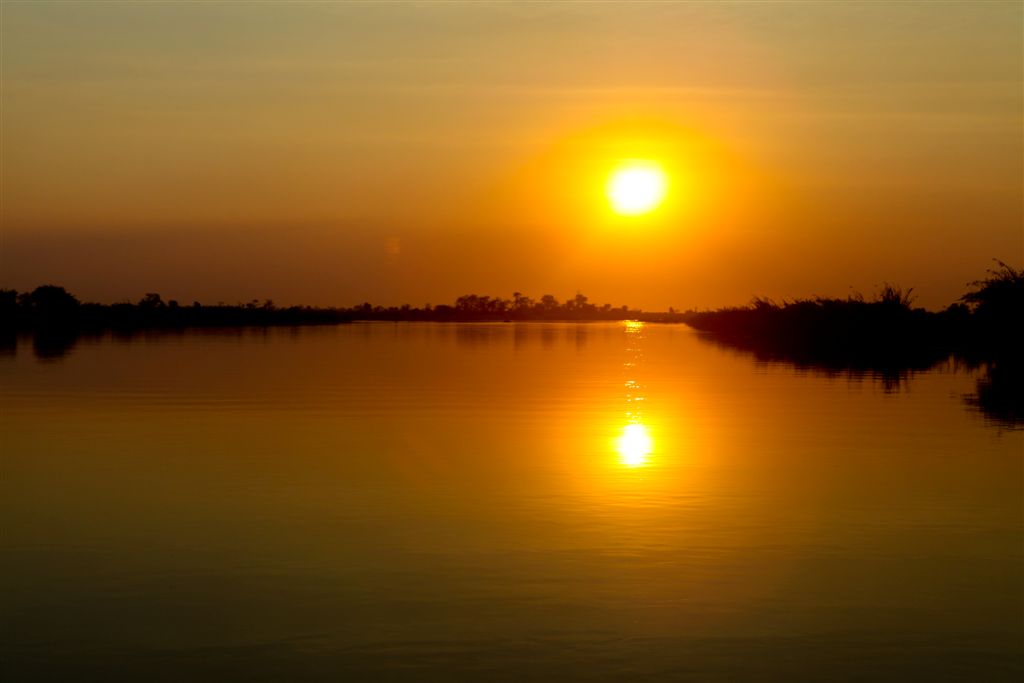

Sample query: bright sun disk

[607,162,667,216]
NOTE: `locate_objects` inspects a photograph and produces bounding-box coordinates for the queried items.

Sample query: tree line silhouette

[2,260,1019,425]
[2,263,1019,348]
[0,288,649,330]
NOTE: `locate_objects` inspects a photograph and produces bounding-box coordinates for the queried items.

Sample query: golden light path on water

[616,423,653,467]
[615,320,653,468]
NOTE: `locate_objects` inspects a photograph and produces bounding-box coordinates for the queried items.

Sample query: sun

[607,161,667,216]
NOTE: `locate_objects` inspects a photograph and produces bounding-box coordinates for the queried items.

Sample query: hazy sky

[2,1,1021,309]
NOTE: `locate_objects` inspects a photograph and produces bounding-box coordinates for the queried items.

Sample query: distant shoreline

[0,287,674,331]
[4,264,1020,427]
[3,262,1020,365]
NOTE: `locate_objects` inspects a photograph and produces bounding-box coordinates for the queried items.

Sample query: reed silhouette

[686,261,1022,425]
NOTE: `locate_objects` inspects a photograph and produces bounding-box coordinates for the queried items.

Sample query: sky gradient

[2,1,1021,310]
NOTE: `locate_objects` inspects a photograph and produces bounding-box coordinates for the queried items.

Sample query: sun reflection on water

[615,320,654,468]
[616,422,653,467]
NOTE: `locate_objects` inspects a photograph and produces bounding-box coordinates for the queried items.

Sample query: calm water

[2,323,1021,682]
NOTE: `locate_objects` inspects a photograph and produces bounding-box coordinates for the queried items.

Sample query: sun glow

[616,423,653,467]
[607,161,667,216]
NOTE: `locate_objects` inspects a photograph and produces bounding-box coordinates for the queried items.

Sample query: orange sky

[2,1,1021,310]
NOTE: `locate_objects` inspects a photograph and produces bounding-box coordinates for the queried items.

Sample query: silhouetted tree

[512,291,534,313]
[539,294,559,312]
[23,285,80,328]
[27,285,80,312]
[138,292,165,309]
[568,292,589,310]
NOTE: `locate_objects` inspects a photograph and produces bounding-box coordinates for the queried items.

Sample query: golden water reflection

[615,422,653,467]
[615,320,654,468]
[2,323,1020,681]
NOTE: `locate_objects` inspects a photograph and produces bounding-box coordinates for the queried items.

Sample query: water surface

[2,323,1021,681]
